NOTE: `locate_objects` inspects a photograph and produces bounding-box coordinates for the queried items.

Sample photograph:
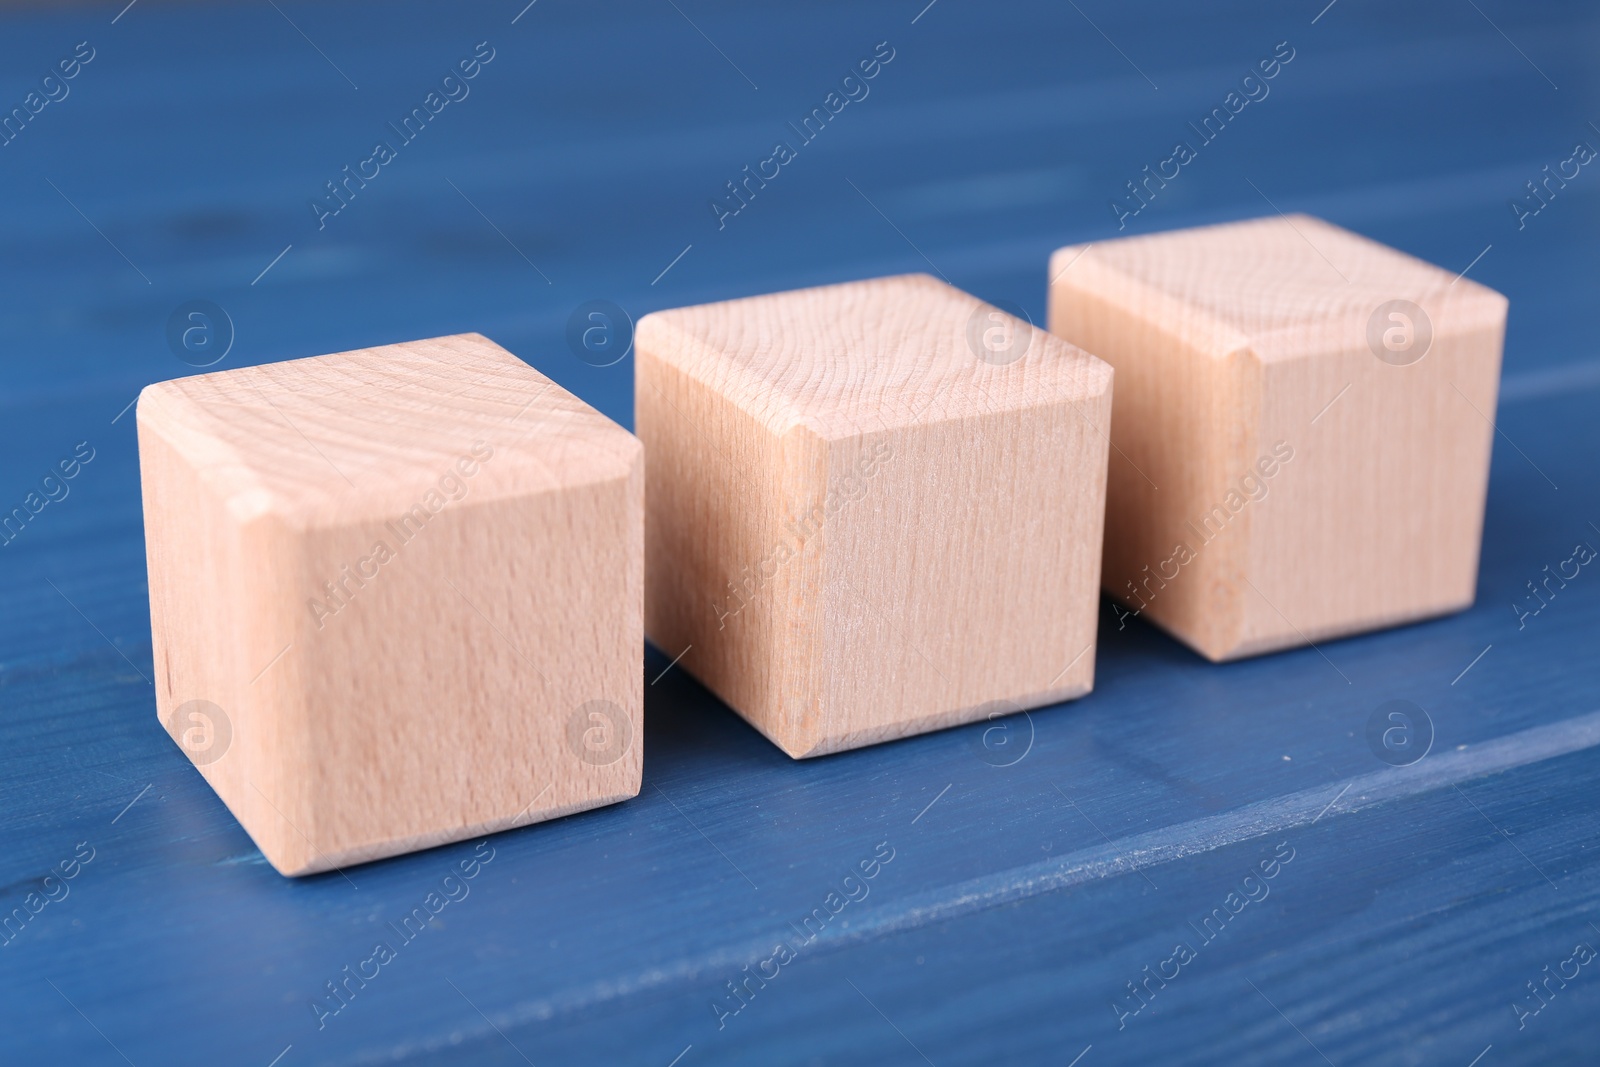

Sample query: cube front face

[812,406,1110,754]
[284,475,643,872]
[638,274,1112,758]
[139,334,643,875]
[1049,215,1507,661]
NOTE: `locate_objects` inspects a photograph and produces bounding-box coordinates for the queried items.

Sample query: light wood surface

[637,273,1113,757]
[1048,214,1507,661]
[137,333,643,876]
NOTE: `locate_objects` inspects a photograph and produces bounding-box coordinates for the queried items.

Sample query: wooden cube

[137,333,643,876]
[1048,215,1507,661]
[636,274,1113,757]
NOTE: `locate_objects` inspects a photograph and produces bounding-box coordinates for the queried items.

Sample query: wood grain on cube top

[1053,213,1506,357]
[139,332,638,525]
[639,273,1110,437]
[1049,215,1507,661]
[138,333,643,875]
[638,274,1113,757]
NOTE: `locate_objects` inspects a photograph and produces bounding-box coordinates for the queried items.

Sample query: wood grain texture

[637,273,1113,757]
[1048,215,1508,661]
[136,333,643,875]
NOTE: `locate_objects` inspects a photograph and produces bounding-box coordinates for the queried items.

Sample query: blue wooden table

[2,1,1597,1063]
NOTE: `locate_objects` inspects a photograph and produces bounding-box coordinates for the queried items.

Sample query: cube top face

[636,273,1111,441]
[638,275,1113,758]
[138,332,640,528]
[1051,215,1507,362]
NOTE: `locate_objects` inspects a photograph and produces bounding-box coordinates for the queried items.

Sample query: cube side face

[1237,314,1504,654]
[139,413,316,873]
[811,396,1112,755]
[1048,275,1257,660]
[286,459,644,874]
[637,344,824,755]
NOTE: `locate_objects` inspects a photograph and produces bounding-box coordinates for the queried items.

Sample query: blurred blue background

[1,2,1598,1065]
